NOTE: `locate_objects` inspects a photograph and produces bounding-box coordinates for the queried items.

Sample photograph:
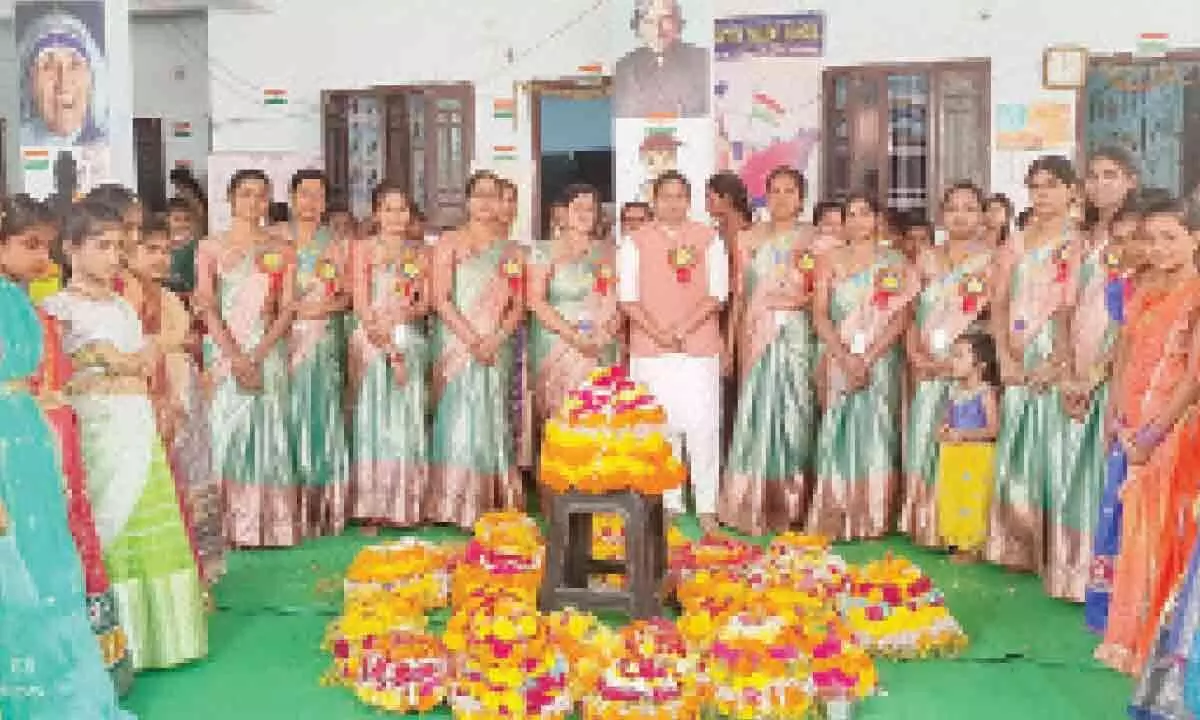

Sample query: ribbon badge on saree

[960,273,986,313]
[796,250,817,292]
[258,249,285,297]
[316,258,338,297]
[1104,249,1129,324]
[501,255,524,293]
[593,262,614,296]
[668,245,697,283]
[396,251,422,298]
[1053,243,1071,284]
[872,266,902,309]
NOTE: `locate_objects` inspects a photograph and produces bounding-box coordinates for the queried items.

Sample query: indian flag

[493,99,515,119]
[1137,32,1169,56]
[493,145,517,162]
[22,148,50,171]
[751,92,785,126]
[263,88,288,105]
[172,121,192,138]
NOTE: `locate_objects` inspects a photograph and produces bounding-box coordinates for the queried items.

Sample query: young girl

[1096,195,1200,675]
[936,332,1001,558]
[0,201,133,720]
[810,193,918,540]
[2,197,135,695]
[426,170,526,529]
[196,169,299,547]
[903,182,993,547]
[123,214,224,584]
[349,181,431,529]
[42,200,207,670]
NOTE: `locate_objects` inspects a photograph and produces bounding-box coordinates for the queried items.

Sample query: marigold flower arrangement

[840,553,967,658]
[539,367,684,495]
[452,511,545,603]
[343,539,452,610]
[544,607,620,698]
[590,513,626,590]
[582,619,702,720]
[445,596,572,719]
[703,613,814,720]
[330,630,450,714]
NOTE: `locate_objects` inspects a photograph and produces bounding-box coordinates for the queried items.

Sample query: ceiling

[0,0,271,20]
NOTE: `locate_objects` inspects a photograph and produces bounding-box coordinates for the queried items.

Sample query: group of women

[3,144,1200,715]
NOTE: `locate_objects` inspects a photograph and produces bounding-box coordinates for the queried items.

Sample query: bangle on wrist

[1134,424,1165,449]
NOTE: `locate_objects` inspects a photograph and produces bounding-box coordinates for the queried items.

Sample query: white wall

[131,12,210,191]
[207,0,1200,233]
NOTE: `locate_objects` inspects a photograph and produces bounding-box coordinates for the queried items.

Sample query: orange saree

[1096,278,1200,674]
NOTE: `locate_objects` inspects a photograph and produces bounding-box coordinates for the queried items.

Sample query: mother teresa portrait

[17,3,109,147]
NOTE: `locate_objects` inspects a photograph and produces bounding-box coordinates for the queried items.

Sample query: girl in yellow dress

[936,332,1000,559]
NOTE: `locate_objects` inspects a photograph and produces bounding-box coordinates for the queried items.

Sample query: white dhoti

[629,354,721,514]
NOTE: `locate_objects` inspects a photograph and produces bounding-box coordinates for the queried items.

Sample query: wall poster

[713,12,824,212]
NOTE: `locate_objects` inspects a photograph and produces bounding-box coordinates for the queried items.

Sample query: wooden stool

[539,490,666,619]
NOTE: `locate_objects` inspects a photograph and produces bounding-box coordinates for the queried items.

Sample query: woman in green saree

[719,167,834,536]
[1049,148,1137,601]
[902,182,994,547]
[986,155,1081,572]
[426,171,526,529]
[809,193,917,540]
[283,169,351,538]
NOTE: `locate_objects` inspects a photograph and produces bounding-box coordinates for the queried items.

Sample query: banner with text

[714,12,824,213]
[613,0,715,224]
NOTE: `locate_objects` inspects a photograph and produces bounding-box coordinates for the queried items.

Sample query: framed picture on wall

[1043,45,1088,90]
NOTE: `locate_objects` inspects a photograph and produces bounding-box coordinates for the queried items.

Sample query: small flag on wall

[172,121,192,138]
[1137,32,1169,56]
[492,98,515,120]
[492,145,517,162]
[750,92,785,126]
[22,148,50,171]
[263,88,289,105]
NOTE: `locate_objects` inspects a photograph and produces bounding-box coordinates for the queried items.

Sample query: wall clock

[1043,46,1089,90]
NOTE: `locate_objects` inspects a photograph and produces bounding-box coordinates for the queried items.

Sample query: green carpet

[123,524,1133,720]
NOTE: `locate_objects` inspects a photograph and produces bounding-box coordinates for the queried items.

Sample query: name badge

[851,332,867,356]
[931,328,948,354]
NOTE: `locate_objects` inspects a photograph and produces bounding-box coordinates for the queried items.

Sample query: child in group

[123,214,224,584]
[42,199,207,671]
[164,197,200,297]
[935,332,1001,560]
[1,196,136,694]
[0,197,133,718]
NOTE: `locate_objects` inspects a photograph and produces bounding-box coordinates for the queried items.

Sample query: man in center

[617,170,729,533]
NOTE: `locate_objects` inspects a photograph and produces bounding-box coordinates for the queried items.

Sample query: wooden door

[133,117,166,211]
[421,83,474,229]
[322,91,351,200]
[824,62,989,216]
